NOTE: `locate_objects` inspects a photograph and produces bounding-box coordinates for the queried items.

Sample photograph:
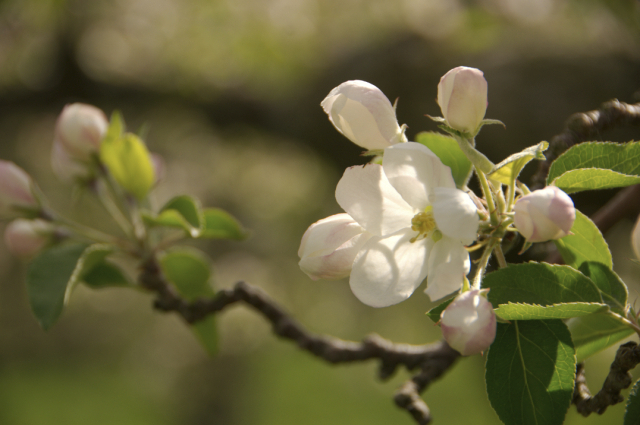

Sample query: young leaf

[82,263,132,289]
[625,379,640,425]
[483,262,602,307]
[143,195,204,238]
[578,262,627,314]
[568,313,634,362]
[159,248,218,355]
[26,243,88,330]
[494,302,608,321]
[553,210,612,269]
[485,320,575,425]
[415,132,472,188]
[68,243,132,290]
[546,141,640,185]
[488,141,548,186]
[551,169,640,194]
[201,208,248,240]
[100,133,155,200]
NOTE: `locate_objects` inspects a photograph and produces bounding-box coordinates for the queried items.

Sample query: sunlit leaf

[486,320,575,425]
[494,302,608,321]
[489,141,548,186]
[553,210,612,269]
[550,168,640,194]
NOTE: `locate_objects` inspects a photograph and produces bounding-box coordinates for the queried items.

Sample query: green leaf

[100,132,155,200]
[625,379,640,425]
[494,302,608,321]
[484,262,602,307]
[82,263,132,289]
[160,248,217,355]
[426,297,455,323]
[415,132,472,188]
[546,141,640,185]
[103,111,124,145]
[69,243,132,290]
[550,168,640,194]
[553,210,612,269]
[201,208,248,240]
[578,262,627,314]
[26,243,88,330]
[568,313,634,362]
[143,196,204,237]
[485,320,575,425]
[489,141,548,186]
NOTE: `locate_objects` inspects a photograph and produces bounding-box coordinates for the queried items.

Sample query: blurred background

[0,0,640,424]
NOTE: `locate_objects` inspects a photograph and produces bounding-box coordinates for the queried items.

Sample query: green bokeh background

[1,0,640,424]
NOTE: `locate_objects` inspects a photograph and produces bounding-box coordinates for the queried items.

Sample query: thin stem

[506,177,517,213]
[472,240,496,289]
[476,170,499,227]
[97,182,135,238]
[493,243,507,268]
[55,215,126,247]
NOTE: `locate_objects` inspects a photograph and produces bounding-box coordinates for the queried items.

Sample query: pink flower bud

[0,160,38,215]
[514,186,575,243]
[298,213,372,280]
[440,289,496,356]
[4,218,53,258]
[437,67,488,134]
[55,103,108,160]
[321,80,406,150]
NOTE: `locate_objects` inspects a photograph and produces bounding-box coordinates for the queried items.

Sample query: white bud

[55,103,108,160]
[298,213,372,280]
[51,140,91,182]
[440,289,496,356]
[321,80,406,150]
[632,214,640,262]
[0,160,38,216]
[437,66,488,134]
[4,218,53,258]
[514,186,575,243]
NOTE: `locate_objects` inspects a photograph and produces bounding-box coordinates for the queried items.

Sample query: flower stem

[472,240,496,289]
[476,169,499,227]
[493,243,507,268]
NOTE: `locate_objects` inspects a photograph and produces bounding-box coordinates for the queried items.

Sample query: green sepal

[415,132,473,188]
[488,141,548,186]
[159,248,218,356]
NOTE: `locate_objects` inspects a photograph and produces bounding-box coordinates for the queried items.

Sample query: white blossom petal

[350,230,429,307]
[382,142,455,210]
[431,187,478,245]
[336,164,414,237]
[424,237,470,301]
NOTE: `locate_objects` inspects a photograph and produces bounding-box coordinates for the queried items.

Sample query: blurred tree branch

[139,256,459,425]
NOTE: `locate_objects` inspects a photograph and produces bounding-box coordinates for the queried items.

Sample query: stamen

[410,207,437,243]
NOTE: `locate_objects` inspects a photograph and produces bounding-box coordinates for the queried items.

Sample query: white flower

[321,80,407,150]
[440,289,496,356]
[55,103,108,160]
[437,67,488,135]
[335,142,479,307]
[513,186,575,243]
[298,213,372,280]
[4,218,53,258]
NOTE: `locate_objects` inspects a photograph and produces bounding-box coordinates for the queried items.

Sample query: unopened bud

[514,186,575,243]
[440,289,496,356]
[4,218,54,258]
[632,214,640,261]
[437,67,488,135]
[0,160,38,216]
[298,213,372,280]
[55,103,108,160]
[321,80,406,150]
[51,141,92,182]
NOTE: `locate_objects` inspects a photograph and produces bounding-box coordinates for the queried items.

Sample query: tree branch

[138,256,460,425]
[532,100,640,189]
[572,342,640,415]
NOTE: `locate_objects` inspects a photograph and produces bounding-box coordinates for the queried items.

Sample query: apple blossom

[54,103,108,160]
[321,80,407,150]
[333,142,479,307]
[298,213,373,280]
[4,218,54,258]
[0,160,38,216]
[440,289,496,356]
[513,186,575,243]
[632,214,640,262]
[437,67,488,135]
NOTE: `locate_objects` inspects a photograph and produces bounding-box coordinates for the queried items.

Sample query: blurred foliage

[0,0,640,424]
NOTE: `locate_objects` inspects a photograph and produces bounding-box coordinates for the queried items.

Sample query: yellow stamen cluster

[410,208,436,243]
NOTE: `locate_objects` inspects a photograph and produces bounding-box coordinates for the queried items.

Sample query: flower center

[410,207,437,243]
